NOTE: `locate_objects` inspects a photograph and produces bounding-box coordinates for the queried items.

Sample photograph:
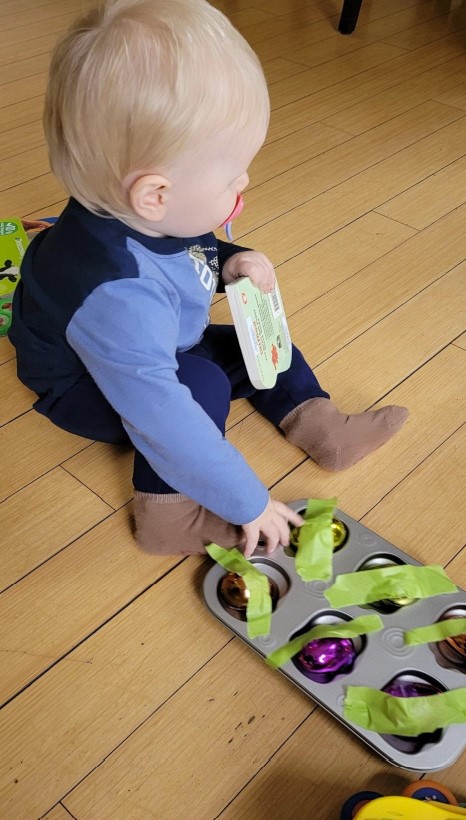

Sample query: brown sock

[280,397,408,471]
[133,491,241,555]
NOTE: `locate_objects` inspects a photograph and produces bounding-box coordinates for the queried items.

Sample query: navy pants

[45,324,328,495]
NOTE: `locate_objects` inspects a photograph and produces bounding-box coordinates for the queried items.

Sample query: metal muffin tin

[203,500,466,771]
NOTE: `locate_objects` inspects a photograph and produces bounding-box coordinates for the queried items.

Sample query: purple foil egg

[383,680,443,698]
[296,637,357,682]
[381,678,445,749]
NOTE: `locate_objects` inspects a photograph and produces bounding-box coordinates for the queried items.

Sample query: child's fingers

[274,501,304,529]
[242,525,260,558]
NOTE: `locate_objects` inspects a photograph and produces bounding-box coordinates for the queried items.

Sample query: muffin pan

[203,500,466,771]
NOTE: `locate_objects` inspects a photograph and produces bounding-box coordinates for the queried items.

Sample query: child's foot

[280,397,408,471]
[133,492,241,555]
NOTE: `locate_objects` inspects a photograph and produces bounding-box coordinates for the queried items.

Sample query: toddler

[10,0,408,558]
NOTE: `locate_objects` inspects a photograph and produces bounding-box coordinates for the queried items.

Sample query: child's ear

[128,174,171,222]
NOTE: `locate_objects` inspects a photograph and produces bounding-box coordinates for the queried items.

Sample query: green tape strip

[294,497,337,582]
[344,685,466,735]
[405,618,466,646]
[325,564,456,608]
[205,543,272,639]
[266,614,383,670]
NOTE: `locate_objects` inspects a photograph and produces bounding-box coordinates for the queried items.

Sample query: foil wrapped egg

[289,517,348,552]
[295,636,357,683]
[360,557,417,610]
[218,572,279,621]
[438,613,466,667]
[381,677,444,748]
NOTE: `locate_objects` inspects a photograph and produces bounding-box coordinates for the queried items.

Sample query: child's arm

[66,277,270,528]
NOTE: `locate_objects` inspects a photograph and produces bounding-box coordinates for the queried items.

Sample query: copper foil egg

[218,572,279,621]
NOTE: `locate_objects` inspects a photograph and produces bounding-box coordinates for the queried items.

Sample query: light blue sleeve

[66,277,269,524]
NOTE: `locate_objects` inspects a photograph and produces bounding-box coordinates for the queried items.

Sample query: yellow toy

[355,796,466,819]
[341,781,466,819]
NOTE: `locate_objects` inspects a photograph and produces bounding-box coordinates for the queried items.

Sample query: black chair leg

[338,0,363,34]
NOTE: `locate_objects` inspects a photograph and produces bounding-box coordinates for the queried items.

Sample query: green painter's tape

[344,685,466,735]
[405,618,466,646]
[325,564,456,608]
[294,498,337,582]
[205,544,272,638]
[266,614,383,670]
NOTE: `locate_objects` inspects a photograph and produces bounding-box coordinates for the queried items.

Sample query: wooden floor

[1,0,466,817]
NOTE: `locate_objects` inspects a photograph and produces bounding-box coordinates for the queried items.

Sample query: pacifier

[220,194,244,241]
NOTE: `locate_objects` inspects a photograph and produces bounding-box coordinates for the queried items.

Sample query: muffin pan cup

[203,500,466,771]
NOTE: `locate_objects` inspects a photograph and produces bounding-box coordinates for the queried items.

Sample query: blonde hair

[44,0,269,219]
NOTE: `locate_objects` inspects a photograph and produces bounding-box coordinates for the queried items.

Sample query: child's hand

[222,251,276,293]
[241,497,304,558]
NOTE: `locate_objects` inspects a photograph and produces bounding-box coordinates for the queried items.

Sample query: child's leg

[203,325,408,472]
[132,350,241,555]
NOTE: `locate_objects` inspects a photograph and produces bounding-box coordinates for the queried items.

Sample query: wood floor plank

[219,707,418,820]
[273,346,466,520]
[0,144,51,192]
[265,30,371,74]
[63,442,134,511]
[0,95,43,132]
[0,0,92,31]
[23,198,67,220]
[275,213,417,307]
[249,122,351,187]
[0,506,183,705]
[63,638,311,820]
[322,56,466,135]
[241,117,466,265]
[434,79,466,110]
[0,11,81,50]
[243,102,465,239]
[383,5,466,50]
[1,467,112,591]
[0,33,58,68]
[1,411,89,502]
[261,56,311,85]
[0,358,36,426]
[266,35,466,143]
[0,120,44,162]
[0,51,50,87]
[288,227,466,364]
[0,559,228,819]
[261,17,463,65]
[376,155,466,229]
[362,424,466,569]
[454,332,466,351]
[42,805,75,820]
[0,72,47,111]
[269,42,406,110]
[313,265,466,408]
[0,171,66,219]
[0,336,15,365]
[339,3,456,46]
